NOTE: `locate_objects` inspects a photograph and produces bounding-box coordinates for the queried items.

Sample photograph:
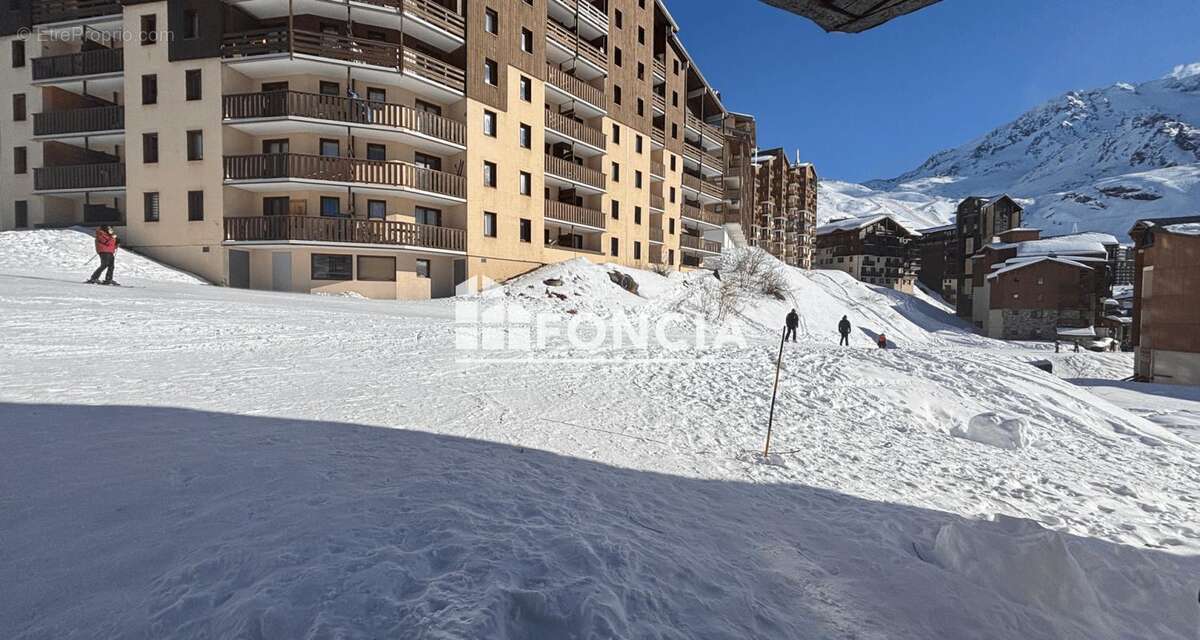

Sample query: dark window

[12,93,25,121]
[319,81,340,96]
[519,171,531,195]
[358,256,396,281]
[634,241,642,260]
[521,28,533,53]
[312,254,352,280]
[320,196,340,217]
[415,259,431,279]
[15,200,28,228]
[142,133,158,163]
[319,138,339,157]
[262,81,288,93]
[12,40,25,67]
[415,206,441,226]
[185,69,202,100]
[140,14,157,45]
[143,192,160,222]
[611,162,619,182]
[519,76,532,102]
[263,196,289,216]
[366,143,386,161]
[367,199,386,219]
[415,99,441,115]
[483,110,496,136]
[413,152,442,171]
[484,8,498,34]
[141,75,157,105]
[187,190,204,221]
[483,161,497,187]
[668,249,675,265]
[634,206,642,224]
[262,139,288,154]
[483,59,498,86]
[637,62,644,80]
[519,123,531,149]
[520,218,532,243]
[613,85,621,105]
[635,171,643,188]
[611,200,619,220]
[614,47,622,67]
[483,212,497,237]
[615,10,622,28]
[638,26,645,44]
[635,135,643,153]
[367,87,386,103]
[186,130,203,160]
[183,9,199,39]
[611,237,619,256]
[13,146,26,174]
[612,123,620,144]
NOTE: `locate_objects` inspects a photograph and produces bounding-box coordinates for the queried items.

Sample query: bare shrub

[698,248,793,321]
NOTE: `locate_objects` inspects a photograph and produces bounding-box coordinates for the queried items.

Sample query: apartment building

[2,0,734,299]
[953,194,1023,317]
[747,148,817,268]
[1129,216,1200,385]
[913,222,957,301]
[813,214,919,292]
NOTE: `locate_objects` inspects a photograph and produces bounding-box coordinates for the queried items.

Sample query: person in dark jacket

[838,315,852,346]
[877,333,888,349]
[87,225,118,285]
[784,309,799,342]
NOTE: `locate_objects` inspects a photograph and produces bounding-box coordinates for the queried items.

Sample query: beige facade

[747,148,818,268]
[2,0,739,299]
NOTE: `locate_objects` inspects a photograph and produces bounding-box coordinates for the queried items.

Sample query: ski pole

[81,254,97,268]
[764,325,786,459]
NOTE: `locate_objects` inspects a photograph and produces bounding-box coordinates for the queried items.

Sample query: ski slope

[1,240,1197,639]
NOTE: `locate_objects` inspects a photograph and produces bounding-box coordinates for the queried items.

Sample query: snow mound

[952,413,1033,450]
[479,258,672,316]
[0,228,205,284]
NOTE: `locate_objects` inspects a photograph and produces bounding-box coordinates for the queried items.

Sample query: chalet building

[954,195,1023,317]
[747,148,818,268]
[1129,216,1200,385]
[1,0,739,298]
[913,223,957,301]
[814,214,919,292]
[967,229,1121,339]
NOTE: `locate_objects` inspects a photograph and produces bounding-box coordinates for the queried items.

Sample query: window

[319,138,340,157]
[262,81,288,93]
[615,9,622,28]
[519,123,531,149]
[519,171,531,196]
[185,69,201,100]
[637,62,644,80]
[317,196,344,218]
[13,146,26,174]
[613,85,621,105]
[484,8,498,34]
[319,81,340,96]
[669,187,676,203]
[611,237,619,256]
[12,93,25,121]
[415,259,431,279]
[634,206,642,224]
[670,155,676,171]
[413,152,441,171]
[638,26,645,44]
[520,218,532,243]
[141,75,157,105]
[610,200,619,220]
[483,59,498,85]
[635,135,643,153]
[483,110,497,136]
[521,28,533,53]
[14,201,28,228]
[668,249,675,265]
[483,212,497,237]
[415,99,441,115]
[671,123,678,139]
[142,133,158,163]
[312,254,352,280]
[262,139,288,154]
[366,143,386,161]
[614,47,622,67]
[358,256,396,281]
[612,123,620,144]
[634,241,642,260]
[143,192,160,222]
[140,14,157,44]
[263,196,289,216]
[367,199,387,220]
[367,87,386,103]
[635,170,643,188]
[483,161,497,187]
[611,162,619,182]
[519,76,532,102]
[415,206,442,226]
[636,98,643,117]
[672,91,678,107]
[183,9,199,39]
[187,191,204,221]
[185,130,203,160]
[12,40,25,67]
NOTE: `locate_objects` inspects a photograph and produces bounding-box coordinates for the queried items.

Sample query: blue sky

[668,0,1200,183]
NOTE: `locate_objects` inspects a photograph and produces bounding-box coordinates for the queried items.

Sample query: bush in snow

[697,249,793,322]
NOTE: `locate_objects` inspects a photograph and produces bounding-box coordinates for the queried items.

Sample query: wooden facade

[1130,216,1200,384]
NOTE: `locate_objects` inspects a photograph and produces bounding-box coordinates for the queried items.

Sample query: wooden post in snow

[764,325,786,459]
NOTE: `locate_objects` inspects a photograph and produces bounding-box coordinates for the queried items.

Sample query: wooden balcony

[651,126,665,148]
[32,47,122,81]
[544,155,606,192]
[652,92,666,113]
[544,110,606,151]
[549,0,609,33]
[652,56,667,82]
[32,0,120,25]
[223,91,465,147]
[685,112,723,142]
[682,204,724,227]
[545,63,606,111]
[223,154,466,201]
[544,200,605,230]
[224,216,465,252]
[649,193,665,211]
[684,142,724,172]
[221,28,465,94]
[680,234,722,254]
[682,173,723,200]
[34,162,124,192]
[651,160,665,178]
[396,0,466,40]
[649,227,664,243]
[33,105,123,137]
[545,18,607,70]
[649,244,664,264]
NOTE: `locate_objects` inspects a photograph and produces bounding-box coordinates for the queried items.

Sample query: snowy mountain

[823,63,1200,237]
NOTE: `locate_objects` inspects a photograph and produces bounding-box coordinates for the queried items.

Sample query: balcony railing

[33,105,123,136]
[34,162,124,191]
[224,216,465,252]
[682,174,723,200]
[649,193,664,211]
[649,227,664,243]
[680,234,722,254]
[397,0,466,39]
[224,154,466,200]
[550,0,609,32]
[32,47,122,81]
[684,142,723,171]
[652,92,666,113]
[545,18,607,70]
[682,204,724,227]
[544,155,606,191]
[32,0,121,25]
[652,56,666,80]
[685,113,723,141]
[221,28,465,93]
[545,63,606,110]
[651,127,665,148]
[223,91,465,147]
[544,200,605,230]
[651,160,665,177]
[545,110,606,150]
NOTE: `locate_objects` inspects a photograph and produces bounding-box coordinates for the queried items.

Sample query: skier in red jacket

[87,225,119,285]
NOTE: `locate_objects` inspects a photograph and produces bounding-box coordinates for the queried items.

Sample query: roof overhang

[759,0,942,33]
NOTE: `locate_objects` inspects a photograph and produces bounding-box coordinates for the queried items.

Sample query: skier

[784,309,799,343]
[87,225,119,285]
[877,333,888,349]
[838,315,852,346]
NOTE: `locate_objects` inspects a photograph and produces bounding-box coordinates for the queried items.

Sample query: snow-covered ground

[2,233,1198,639]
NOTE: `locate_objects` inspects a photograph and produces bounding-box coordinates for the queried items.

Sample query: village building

[814,214,920,292]
[914,222,957,301]
[1129,216,1200,385]
[747,148,818,268]
[954,195,1024,317]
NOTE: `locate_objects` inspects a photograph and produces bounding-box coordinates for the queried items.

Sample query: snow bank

[952,413,1033,450]
[476,257,673,316]
[1165,222,1200,235]
[0,228,204,284]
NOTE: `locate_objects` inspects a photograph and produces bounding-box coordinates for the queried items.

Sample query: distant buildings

[748,148,818,268]
[914,223,958,301]
[1129,216,1200,385]
[814,214,920,292]
[954,195,1024,317]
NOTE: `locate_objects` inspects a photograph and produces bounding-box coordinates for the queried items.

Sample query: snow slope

[2,248,1198,639]
[826,62,1200,237]
[0,228,205,284]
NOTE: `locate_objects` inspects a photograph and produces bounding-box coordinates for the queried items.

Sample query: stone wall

[1000,308,1089,341]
